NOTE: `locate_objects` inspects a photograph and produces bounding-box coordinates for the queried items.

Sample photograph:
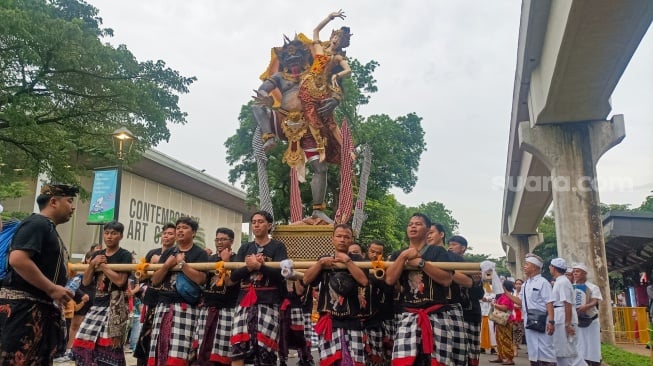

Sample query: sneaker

[53,355,71,363]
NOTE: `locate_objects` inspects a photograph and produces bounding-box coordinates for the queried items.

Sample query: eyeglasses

[214,238,232,243]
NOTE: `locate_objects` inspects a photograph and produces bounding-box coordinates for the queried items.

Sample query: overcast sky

[87,1,653,257]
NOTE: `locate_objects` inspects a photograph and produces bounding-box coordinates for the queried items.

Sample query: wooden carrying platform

[272,224,334,260]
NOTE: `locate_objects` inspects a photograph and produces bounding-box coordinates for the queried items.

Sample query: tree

[0,0,195,187]
[635,192,653,213]
[532,214,558,279]
[225,58,426,224]
[356,193,407,251]
[600,203,632,215]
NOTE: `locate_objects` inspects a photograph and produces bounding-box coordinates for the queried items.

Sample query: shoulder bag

[488,304,510,325]
[524,283,547,333]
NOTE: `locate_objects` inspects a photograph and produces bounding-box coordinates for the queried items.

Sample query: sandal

[502,362,515,365]
[489,359,503,363]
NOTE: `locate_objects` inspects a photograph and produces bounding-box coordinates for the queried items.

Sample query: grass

[601,343,651,366]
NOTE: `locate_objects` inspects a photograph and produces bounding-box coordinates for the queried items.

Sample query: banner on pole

[87,168,119,224]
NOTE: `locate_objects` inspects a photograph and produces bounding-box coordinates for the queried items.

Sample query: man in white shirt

[572,262,602,366]
[521,254,556,366]
[548,258,585,366]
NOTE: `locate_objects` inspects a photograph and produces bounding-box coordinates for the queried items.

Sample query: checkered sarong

[364,327,385,365]
[304,310,314,349]
[73,305,110,344]
[231,304,280,364]
[193,305,235,364]
[318,328,366,366]
[467,321,482,362]
[447,304,467,366]
[148,302,200,364]
[393,308,451,365]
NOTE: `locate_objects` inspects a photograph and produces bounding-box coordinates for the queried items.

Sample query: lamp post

[112,127,136,161]
[88,127,137,247]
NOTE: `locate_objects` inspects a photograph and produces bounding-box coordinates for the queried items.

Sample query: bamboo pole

[68,261,481,273]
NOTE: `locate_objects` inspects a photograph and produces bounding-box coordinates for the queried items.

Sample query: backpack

[0,220,21,280]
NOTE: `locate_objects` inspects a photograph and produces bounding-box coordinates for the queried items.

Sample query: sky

[87,1,653,257]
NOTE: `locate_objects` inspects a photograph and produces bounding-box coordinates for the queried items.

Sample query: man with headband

[549,258,584,366]
[0,183,78,364]
[521,253,556,366]
[572,262,602,365]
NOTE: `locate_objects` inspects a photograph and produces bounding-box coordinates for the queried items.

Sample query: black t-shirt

[157,244,209,303]
[202,253,238,308]
[3,214,68,300]
[446,252,483,322]
[447,252,464,305]
[141,247,166,306]
[231,239,288,305]
[389,245,452,310]
[314,253,366,330]
[89,247,133,307]
[362,276,395,328]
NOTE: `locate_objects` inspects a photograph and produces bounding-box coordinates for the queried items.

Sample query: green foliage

[533,214,558,280]
[601,343,650,366]
[0,0,195,187]
[600,203,632,215]
[357,113,425,197]
[357,193,406,251]
[635,193,653,213]
[0,181,28,201]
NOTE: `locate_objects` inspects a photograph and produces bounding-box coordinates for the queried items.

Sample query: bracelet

[548,320,555,324]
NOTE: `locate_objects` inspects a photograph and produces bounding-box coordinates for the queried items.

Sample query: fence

[612,307,650,344]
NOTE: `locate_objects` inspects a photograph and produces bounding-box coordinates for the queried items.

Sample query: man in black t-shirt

[193,227,239,366]
[0,183,78,365]
[385,213,454,366]
[302,224,369,366]
[230,210,288,366]
[71,221,133,365]
[448,235,484,366]
[133,222,177,366]
[148,217,208,365]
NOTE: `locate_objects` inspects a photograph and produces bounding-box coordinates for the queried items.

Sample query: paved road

[60,347,533,366]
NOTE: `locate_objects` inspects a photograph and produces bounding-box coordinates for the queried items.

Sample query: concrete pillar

[503,234,543,280]
[519,115,625,344]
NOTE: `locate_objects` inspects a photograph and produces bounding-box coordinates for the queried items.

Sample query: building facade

[2,149,249,259]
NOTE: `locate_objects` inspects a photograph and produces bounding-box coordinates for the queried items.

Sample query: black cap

[40,183,79,197]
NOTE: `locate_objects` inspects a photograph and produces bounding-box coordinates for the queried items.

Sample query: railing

[612,307,650,344]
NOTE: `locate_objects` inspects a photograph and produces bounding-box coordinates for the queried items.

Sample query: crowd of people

[0,183,606,366]
[478,255,602,366]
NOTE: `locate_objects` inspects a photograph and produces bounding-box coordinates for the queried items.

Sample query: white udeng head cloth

[550,257,567,270]
[572,262,589,273]
[525,256,543,268]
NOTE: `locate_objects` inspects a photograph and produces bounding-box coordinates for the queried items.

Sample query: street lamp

[112,127,135,161]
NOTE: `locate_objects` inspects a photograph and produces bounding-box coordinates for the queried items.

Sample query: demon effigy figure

[252,11,352,223]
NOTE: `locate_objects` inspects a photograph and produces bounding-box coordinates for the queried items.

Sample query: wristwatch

[548,320,555,324]
[177,261,186,270]
[417,259,426,270]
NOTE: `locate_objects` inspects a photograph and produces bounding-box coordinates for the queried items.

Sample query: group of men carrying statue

[251,10,352,224]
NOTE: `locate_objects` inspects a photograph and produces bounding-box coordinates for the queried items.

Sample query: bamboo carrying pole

[68,261,480,273]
